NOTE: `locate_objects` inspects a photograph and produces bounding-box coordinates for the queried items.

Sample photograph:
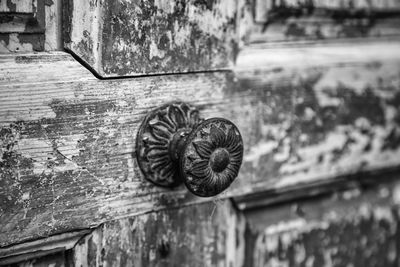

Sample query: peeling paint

[246,183,400,267]
[73,201,245,267]
[235,46,400,191]
[0,52,238,247]
[65,0,239,76]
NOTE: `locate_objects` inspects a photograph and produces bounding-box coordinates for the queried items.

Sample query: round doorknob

[136,102,243,197]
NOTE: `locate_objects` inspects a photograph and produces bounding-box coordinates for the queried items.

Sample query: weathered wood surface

[72,200,244,267]
[63,0,400,77]
[0,0,62,53]
[1,40,400,247]
[247,0,400,43]
[244,177,400,267]
[234,40,400,206]
[2,251,68,267]
[0,229,89,265]
[0,52,236,247]
[64,0,239,77]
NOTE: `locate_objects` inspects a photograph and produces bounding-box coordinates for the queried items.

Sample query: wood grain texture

[244,178,400,267]
[72,200,245,267]
[0,52,237,247]
[64,0,239,77]
[1,39,400,247]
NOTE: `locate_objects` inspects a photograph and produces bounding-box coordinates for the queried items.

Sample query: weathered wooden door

[1,0,400,266]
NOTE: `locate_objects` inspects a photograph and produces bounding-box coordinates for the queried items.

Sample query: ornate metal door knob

[136,102,243,197]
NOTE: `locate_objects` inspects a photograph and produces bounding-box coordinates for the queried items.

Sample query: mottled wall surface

[245,179,400,267]
[72,200,245,267]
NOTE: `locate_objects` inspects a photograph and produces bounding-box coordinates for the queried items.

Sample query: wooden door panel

[71,200,244,267]
[0,52,236,247]
[233,40,400,205]
[2,1,400,263]
[63,0,240,77]
[2,38,400,249]
[244,178,400,267]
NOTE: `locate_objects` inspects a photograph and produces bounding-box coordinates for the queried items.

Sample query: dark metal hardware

[136,102,243,197]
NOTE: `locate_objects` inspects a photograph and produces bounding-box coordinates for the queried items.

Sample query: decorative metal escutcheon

[136,102,243,197]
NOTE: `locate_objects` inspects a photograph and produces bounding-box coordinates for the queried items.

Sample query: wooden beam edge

[234,166,400,211]
[0,229,91,264]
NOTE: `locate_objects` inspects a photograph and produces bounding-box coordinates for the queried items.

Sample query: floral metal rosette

[180,118,243,197]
